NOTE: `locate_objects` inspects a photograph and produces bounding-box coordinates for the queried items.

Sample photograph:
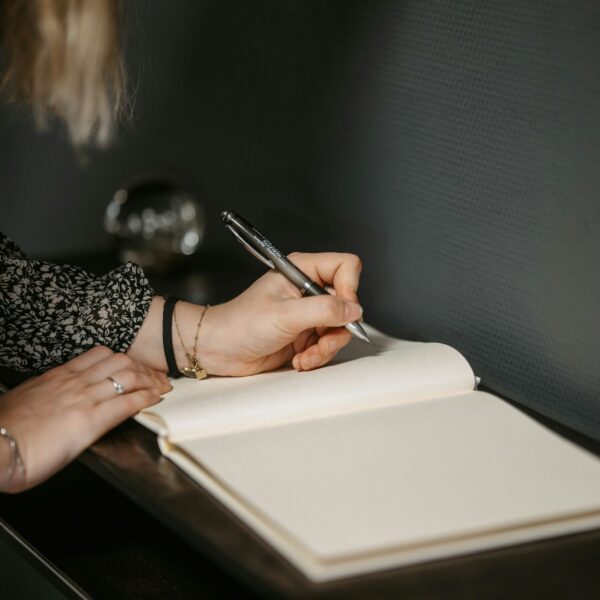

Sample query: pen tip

[346,322,370,343]
[221,211,231,222]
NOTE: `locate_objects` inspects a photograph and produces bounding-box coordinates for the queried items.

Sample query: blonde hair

[1,0,126,146]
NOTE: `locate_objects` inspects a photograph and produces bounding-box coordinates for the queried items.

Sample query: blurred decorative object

[104,177,205,272]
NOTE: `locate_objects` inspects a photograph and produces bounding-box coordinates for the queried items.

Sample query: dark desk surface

[80,418,600,599]
[2,251,600,598]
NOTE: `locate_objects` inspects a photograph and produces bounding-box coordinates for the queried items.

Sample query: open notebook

[136,326,600,581]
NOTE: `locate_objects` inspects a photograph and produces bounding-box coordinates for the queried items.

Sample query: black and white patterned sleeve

[0,233,155,372]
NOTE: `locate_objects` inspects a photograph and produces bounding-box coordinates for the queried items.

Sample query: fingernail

[345,302,363,321]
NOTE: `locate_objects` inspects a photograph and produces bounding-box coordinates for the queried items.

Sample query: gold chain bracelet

[173,304,210,379]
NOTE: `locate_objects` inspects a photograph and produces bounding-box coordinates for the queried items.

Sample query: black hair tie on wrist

[162,296,181,378]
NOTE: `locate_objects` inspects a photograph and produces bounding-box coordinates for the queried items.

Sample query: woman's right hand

[0,346,171,493]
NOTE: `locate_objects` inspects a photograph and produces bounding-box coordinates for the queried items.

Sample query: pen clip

[226,224,275,269]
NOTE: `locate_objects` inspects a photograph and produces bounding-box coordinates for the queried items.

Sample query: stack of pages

[136,326,600,581]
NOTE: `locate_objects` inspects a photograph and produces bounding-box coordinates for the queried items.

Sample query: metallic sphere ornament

[104,178,205,272]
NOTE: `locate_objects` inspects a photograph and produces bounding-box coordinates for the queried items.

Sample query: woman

[0,1,363,493]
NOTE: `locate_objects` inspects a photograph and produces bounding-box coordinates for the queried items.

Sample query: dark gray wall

[309,1,600,441]
[0,0,329,257]
[1,1,599,440]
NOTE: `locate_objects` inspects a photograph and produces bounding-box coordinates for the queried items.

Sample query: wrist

[172,301,223,376]
[127,296,169,371]
[127,295,228,376]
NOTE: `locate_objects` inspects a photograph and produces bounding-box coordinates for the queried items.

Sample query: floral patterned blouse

[0,233,154,372]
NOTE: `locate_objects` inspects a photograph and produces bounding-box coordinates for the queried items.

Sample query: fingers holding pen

[292,327,351,371]
[279,294,363,338]
[288,252,363,303]
[284,293,360,371]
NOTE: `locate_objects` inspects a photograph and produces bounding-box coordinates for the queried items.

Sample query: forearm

[126,296,171,371]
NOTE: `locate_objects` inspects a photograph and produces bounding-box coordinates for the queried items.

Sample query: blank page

[140,326,475,440]
[178,392,600,560]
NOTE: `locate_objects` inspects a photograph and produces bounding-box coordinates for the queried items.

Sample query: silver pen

[222,211,370,343]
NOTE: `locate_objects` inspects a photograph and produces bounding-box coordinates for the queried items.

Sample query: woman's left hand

[194,252,364,376]
[0,347,170,493]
